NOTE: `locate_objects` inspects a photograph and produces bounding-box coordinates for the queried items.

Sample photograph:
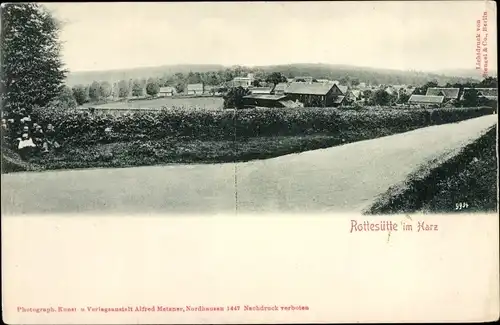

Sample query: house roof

[337,85,348,95]
[250,87,273,94]
[187,83,203,90]
[284,82,335,95]
[159,87,175,93]
[243,94,288,101]
[461,88,498,100]
[473,88,497,97]
[405,87,416,95]
[408,95,445,104]
[426,88,460,99]
[351,90,361,98]
[333,96,346,104]
[385,87,396,95]
[273,83,289,92]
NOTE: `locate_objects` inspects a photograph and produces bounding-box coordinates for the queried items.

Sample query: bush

[30,106,495,146]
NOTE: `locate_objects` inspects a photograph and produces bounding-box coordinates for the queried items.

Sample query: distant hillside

[431,68,497,80]
[251,63,479,85]
[65,64,226,86]
[65,63,482,87]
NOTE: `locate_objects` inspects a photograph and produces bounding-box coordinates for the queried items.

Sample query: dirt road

[2,115,497,215]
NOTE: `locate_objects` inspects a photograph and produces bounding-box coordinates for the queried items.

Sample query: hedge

[30,106,495,145]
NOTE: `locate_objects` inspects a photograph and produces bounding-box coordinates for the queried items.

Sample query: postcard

[1,1,498,324]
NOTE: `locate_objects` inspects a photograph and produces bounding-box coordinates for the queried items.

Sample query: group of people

[1,115,61,160]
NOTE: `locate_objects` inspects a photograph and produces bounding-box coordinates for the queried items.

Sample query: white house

[158,86,176,97]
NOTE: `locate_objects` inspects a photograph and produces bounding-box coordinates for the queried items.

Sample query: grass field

[365,126,497,214]
[92,96,224,110]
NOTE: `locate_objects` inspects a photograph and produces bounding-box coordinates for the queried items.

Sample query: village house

[203,85,223,96]
[284,82,345,107]
[384,86,397,96]
[385,85,415,101]
[158,86,176,97]
[333,96,347,106]
[337,85,348,95]
[426,88,460,103]
[232,73,255,88]
[242,94,290,108]
[250,87,273,95]
[186,83,204,95]
[272,82,289,95]
[407,94,445,108]
[350,90,362,101]
[336,85,355,102]
[461,88,498,101]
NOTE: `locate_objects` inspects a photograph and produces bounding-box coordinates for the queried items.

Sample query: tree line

[68,71,292,105]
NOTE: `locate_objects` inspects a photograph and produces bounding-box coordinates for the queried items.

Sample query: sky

[43,1,497,73]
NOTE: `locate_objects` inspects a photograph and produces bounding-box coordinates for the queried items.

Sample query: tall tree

[117,80,129,98]
[1,3,67,119]
[339,75,351,86]
[461,88,482,107]
[479,77,498,88]
[223,86,251,109]
[413,81,438,95]
[88,81,101,102]
[265,72,287,86]
[146,78,160,97]
[111,82,119,99]
[370,89,392,106]
[131,79,143,97]
[99,81,112,99]
[48,85,77,109]
[252,79,262,87]
[72,85,90,105]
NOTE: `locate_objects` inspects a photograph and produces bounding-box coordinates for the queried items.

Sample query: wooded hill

[66,63,484,87]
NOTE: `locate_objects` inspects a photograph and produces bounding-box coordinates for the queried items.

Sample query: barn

[284,82,344,107]
[186,83,204,95]
[408,95,445,107]
[426,88,460,101]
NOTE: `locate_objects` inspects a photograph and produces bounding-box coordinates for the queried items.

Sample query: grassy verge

[365,126,498,214]
[21,120,429,171]
[1,147,43,173]
[23,135,352,170]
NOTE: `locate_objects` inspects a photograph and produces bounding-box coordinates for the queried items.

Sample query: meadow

[365,126,497,214]
[92,96,224,110]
